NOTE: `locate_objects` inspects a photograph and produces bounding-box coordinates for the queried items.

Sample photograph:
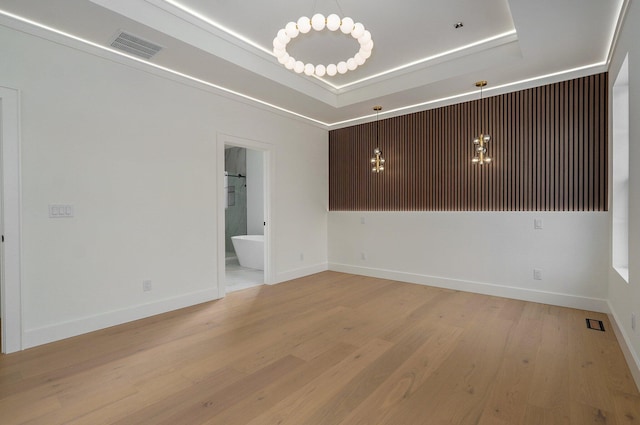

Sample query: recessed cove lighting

[161,0,273,55]
[322,30,518,90]
[0,8,328,127]
[328,61,608,129]
[153,1,516,91]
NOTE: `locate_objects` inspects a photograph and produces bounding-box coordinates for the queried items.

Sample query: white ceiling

[0,0,626,128]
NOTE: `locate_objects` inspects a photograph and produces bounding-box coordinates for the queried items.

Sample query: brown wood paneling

[329,73,608,211]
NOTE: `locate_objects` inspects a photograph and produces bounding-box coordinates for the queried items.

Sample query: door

[1,86,22,353]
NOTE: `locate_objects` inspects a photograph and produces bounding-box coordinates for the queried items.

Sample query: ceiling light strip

[0,9,328,127]
[605,0,630,66]
[159,1,516,91]
[159,0,274,56]
[323,30,518,90]
[329,62,607,128]
[0,9,613,130]
[156,0,620,94]
[155,1,620,96]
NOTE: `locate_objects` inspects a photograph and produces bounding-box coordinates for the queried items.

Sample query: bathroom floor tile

[226,258,264,292]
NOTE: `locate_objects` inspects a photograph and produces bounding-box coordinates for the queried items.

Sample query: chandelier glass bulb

[326,14,341,31]
[472,132,491,164]
[372,147,385,172]
[297,16,311,33]
[285,22,299,38]
[340,17,354,34]
[273,15,374,78]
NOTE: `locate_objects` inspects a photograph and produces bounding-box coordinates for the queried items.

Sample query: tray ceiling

[0,0,625,128]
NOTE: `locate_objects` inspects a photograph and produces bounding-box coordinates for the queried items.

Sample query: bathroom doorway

[217,134,272,296]
[224,146,263,292]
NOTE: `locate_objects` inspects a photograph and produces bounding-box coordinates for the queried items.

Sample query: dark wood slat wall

[329,73,608,211]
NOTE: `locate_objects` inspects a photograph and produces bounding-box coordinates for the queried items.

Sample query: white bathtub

[231,235,264,270]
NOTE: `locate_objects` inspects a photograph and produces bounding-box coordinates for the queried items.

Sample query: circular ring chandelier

[272,13,374,77]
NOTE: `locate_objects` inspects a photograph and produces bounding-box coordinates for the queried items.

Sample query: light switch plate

[49,204,74,218]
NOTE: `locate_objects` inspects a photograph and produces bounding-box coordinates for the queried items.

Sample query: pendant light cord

[334,0,345,18]
[480,83,484,133]
[376,107,379,147]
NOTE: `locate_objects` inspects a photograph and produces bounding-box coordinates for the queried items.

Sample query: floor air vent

[110,31,162,60]
[586,318,605,332]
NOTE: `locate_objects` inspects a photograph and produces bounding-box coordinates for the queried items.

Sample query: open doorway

[224,146,264,292]
[216,134,272,297]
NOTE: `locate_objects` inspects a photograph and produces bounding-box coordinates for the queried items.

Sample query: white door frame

[1,86,23,353]
[216,133,274,297]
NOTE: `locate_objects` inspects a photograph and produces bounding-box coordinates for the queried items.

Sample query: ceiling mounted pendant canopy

[272,13,374,77]
[472,80,492,165]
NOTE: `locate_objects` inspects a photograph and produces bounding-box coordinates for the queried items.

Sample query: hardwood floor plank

[1,272,638,424]
[64,367,243,425]
[154,355,306,425]
[522,404,571,425]
[568,309,618,416]
[527,307,571,410]
[200,342,359,425]
[372,306,516,424]
[337,322,464,425]
[243,338,393,425]
[477,302,544,424]
[110,355,302,425]
[302,317,460,425]
[612,391,640,424]
[225,305,349,373]
[569,400,618,425]
[0,394,61,425]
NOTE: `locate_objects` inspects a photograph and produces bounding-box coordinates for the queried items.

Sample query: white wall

[608,0,640,386]
[329,211,609,311]
[246,149,264,235]
[0,22,327,349]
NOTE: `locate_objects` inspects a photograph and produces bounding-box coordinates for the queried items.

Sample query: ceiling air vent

[110,31,162,60]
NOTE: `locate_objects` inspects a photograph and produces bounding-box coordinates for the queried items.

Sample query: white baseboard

[274,262,328,285]
[329,263,609,313]
[23,288,219,349]
[607,301,640,391]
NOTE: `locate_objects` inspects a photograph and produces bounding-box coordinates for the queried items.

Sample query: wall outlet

[360,216,365,224]
[299,252,304,261]
[143,280,152,292]
[632,313,637,331]
[533,268,543,280]
[534,218,543,229]
[361,252,367,261]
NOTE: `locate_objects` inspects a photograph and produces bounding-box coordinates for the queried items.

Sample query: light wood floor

[1,272,639,424]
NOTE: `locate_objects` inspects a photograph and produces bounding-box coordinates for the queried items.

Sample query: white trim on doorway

[216,133,274,297]
[1,86,23,353]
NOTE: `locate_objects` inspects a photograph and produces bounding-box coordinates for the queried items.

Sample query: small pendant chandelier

[371,106,385,173]
[472,81,492,165]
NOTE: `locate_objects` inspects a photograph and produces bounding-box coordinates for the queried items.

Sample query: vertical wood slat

[329,73,608,211]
